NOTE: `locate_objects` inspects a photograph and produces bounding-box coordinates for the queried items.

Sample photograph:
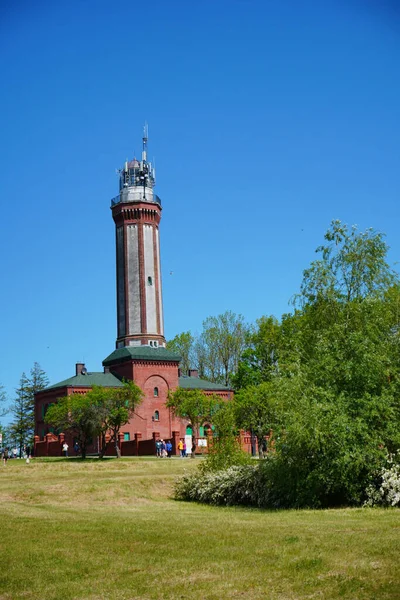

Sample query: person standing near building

[166,440,172,458]
[178,439,184,457]
[160,440,166,458]
[62,442,69,457]
[182,440,187,458]
[155,439,162,457]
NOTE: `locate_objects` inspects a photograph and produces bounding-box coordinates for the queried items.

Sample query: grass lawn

[0,457,399,600]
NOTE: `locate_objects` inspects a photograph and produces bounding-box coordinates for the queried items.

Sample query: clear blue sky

[0,0,399,419]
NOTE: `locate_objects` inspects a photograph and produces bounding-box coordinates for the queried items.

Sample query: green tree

[297,220,398,305]
[234,381,283,459]
[232,316,281,389]
[1,425,14,451]
[90,382,143,458]
[167,388,217,457]
[0,383,8,421]
[26,363,49,438]
[10,374,31,454]
[45,393,100,459]
[197,311,249,386]
[166,331,194,375]
[8,363,49,451]
[204,222,400,507]
[201,401,250,472]
[45,382,143,459]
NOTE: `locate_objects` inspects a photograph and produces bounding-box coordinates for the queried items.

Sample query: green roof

[45,372,125,391]
[179,376,231,391]
[103,346,181,366]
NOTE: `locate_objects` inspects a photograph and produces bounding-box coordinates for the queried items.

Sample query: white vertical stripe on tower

[116,226,126,337]
[156,228,164,336]
[127,225,141,334]
[144,225,157,333]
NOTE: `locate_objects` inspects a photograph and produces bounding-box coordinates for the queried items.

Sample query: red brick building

[34,128,232,456]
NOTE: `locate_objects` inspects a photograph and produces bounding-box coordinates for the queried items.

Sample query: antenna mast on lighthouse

[142,122,148,162]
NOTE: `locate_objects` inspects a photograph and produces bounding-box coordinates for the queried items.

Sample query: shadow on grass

[32,455,174,463]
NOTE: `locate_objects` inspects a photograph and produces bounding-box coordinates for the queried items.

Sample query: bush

[175,459,284,508]
[365,455,400,507]
[199,437,252,474]
[175,465,260,506]
[175,444,391,510]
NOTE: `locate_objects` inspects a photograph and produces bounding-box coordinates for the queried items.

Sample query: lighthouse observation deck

[111,190,162,207]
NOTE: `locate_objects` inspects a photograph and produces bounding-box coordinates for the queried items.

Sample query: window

[147,276,153,285]
[124,432,130,442]
[154,410,159,421]
[154,387,159,397]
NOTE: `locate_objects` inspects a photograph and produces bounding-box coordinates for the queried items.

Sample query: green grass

[0,458,399,600]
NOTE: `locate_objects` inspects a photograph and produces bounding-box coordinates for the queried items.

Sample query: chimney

[189,369,199,378]
[104,366,110,374]
[76,363,85,376]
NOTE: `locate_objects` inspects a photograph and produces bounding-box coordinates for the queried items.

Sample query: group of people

[62,441,80,457]
[155,438,188,458]
[155,439,173,458]
[2,445,31,465]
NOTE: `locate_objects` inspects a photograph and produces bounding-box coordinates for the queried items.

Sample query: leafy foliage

[90,381,143,458]
[168,311,249,386]
[234,382,281,458]
[181,221,400,508]
[9,373,31,453]
[166,331,194,375]
[44,393,100,459]
[26,363,49,437]
[9,363,49,450]
[0,383,8,421]
[199,402,251,472]
[167,388,219,457]
[297,220,397,305]
[45,381,143,458]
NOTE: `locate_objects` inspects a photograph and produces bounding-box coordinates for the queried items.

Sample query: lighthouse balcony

[111,191,162,207]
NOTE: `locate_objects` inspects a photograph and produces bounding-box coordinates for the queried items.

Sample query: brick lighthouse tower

[111,126,165,349]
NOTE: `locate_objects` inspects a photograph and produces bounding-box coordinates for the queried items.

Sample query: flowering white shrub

[174,465,261,506]
[365,454,400,507]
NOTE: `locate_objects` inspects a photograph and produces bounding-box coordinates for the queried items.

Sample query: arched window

[154,410,159,421]
[147,276,153,286]
[154,387,159,397]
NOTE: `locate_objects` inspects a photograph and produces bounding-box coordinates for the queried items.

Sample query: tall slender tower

[111,126,165,349]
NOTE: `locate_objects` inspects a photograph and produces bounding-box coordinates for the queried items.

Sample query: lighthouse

[111,126,165,349]
[34,127,234,454]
